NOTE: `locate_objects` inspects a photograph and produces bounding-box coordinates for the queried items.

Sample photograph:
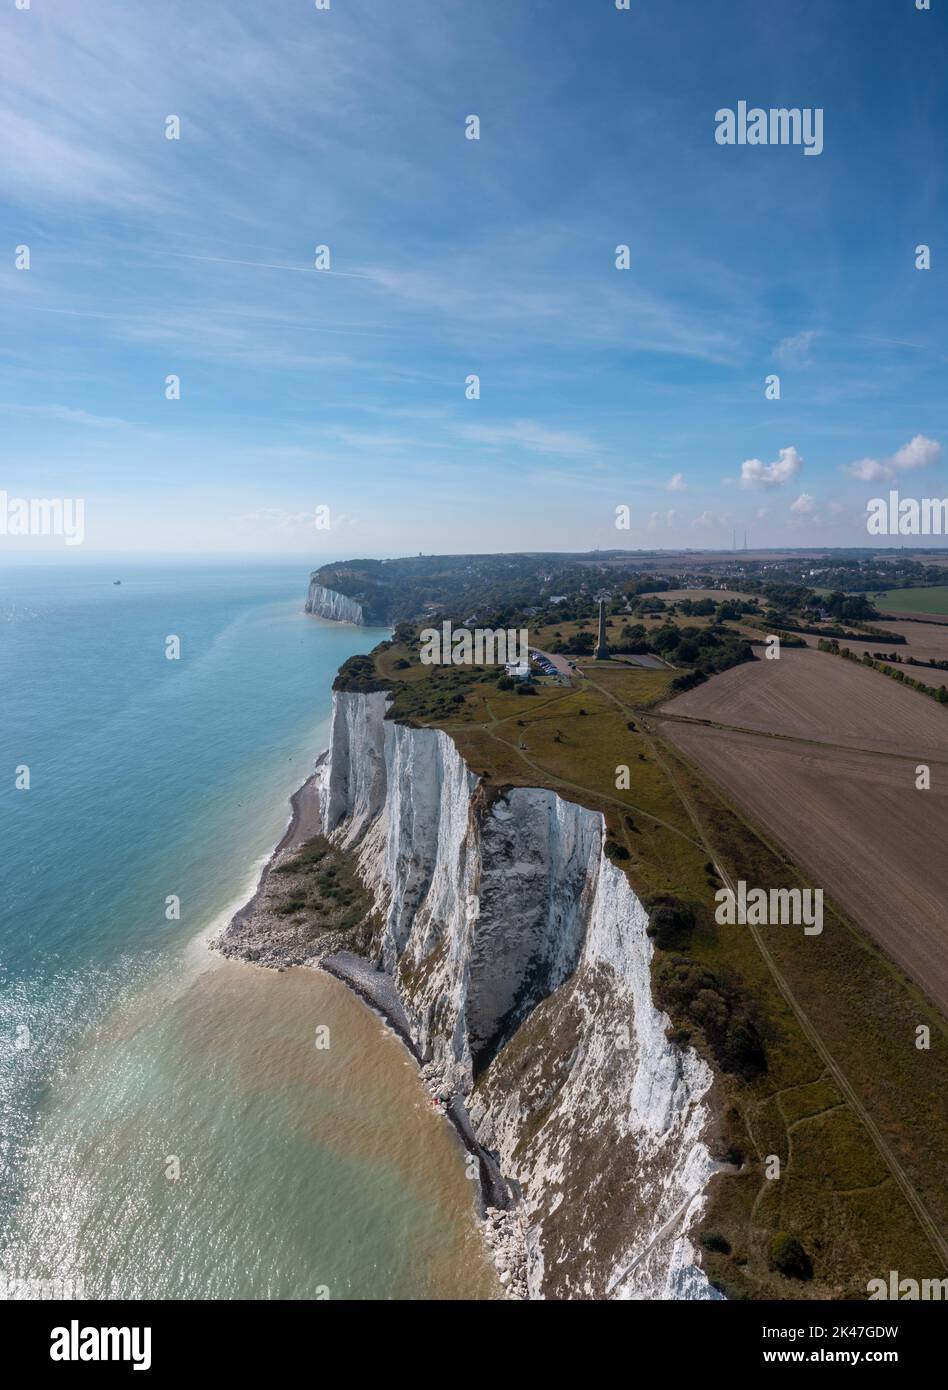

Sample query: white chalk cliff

[305,579,364,624]
[318,688,722,1300]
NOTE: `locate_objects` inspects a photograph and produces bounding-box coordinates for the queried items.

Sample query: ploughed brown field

[665,647,948,760]
[661,648,948,1014]
[801,619,948,668]
[662,725,948,1016]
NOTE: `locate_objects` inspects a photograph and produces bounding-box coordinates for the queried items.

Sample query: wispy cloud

[232,507,359,532]
[0,403,127,428]
[773,330,821,366]
[0,109,163,211]
[457,419,600,457]
[146,250,378,281]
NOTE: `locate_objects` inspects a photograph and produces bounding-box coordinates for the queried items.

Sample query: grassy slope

[873,585,948,615]
[360,628,947,1299]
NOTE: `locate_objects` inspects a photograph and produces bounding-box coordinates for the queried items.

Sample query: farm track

[663,647,948,761]
[441,694,706,852]
[579,669,948,1274]
[656,707,948,768]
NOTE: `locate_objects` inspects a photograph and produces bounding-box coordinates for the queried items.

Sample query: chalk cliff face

[305,579,364,624]
[318,689,721,1300]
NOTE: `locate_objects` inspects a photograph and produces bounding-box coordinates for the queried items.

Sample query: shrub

[646,895,695,949]
[655,955,766,1079]
[720,1016,766,1077]
[670,670,707,694]
[692,987,729,1034]
[769,1234,813,1281]
[700,1231,731,1255]
[711,1280,751,1300]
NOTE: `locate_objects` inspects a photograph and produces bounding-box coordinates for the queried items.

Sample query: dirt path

[477,722,706,852]
[580,670,948,1272]
[656,707,948,769]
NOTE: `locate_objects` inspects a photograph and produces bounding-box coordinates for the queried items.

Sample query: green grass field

[872,584,948,615]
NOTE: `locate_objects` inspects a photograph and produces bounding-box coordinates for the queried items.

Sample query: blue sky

[2,0,946,556]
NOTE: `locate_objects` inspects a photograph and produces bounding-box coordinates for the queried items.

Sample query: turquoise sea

[0,563,497,1300]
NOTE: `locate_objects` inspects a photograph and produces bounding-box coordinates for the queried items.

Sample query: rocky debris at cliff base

[481,1206,530,1300]
[213,832,376,970]
[319,950,414,1042]
[417,1059,529,1298]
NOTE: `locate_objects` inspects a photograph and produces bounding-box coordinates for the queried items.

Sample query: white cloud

[739,446,803,488]
[893,435,941,471]
[666,472,687,492]
[648,508,677,531]
[842,434,941,482]
[693,510,715,527]
[790,493,815,515]
[845,457,889,482]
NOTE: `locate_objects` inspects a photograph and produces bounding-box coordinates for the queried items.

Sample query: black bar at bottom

[0,1296,944,1374]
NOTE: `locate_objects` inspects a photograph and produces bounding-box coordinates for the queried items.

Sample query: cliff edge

[313,687,721,1300]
